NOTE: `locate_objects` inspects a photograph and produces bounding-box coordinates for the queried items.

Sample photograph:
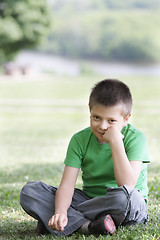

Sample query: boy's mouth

[98,132,105,136]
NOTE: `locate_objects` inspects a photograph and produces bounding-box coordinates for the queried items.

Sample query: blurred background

[0,0,160,175]
[0,0,160,76]
[0,0,160,179]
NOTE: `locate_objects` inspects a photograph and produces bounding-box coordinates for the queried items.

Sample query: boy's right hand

[48,213,68,232]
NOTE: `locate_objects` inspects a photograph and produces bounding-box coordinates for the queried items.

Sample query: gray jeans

[20,181,148,236]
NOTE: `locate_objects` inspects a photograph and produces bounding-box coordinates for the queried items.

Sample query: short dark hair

[89,79,132,116]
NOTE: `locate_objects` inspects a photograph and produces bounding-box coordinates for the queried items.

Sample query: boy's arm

[103,126,142,188]
[48,165,79,232]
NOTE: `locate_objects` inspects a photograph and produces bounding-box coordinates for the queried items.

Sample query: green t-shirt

[64,124,150,201]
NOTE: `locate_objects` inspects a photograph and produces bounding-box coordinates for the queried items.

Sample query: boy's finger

[49,215,58,230]
[58,218,65,231]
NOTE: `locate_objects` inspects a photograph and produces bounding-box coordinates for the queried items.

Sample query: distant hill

[40,0,160,62]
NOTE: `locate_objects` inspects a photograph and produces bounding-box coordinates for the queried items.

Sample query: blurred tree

[0,0,52,64]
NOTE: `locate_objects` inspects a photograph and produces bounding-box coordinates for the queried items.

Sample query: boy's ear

[123,113,131,126]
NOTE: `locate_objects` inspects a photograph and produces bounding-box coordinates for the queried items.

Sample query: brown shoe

[36,220,49,235]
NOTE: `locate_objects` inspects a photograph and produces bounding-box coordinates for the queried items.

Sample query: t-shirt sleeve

[125,131,150,163]
[64,134,83,168]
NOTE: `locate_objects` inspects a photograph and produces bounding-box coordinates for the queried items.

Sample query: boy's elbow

[117,179,137,189]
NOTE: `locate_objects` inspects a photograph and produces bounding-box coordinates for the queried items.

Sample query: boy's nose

[99,121,108,130]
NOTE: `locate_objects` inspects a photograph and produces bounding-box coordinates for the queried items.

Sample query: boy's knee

[106,185,132,208]
[20,181,41,207]
[105,185,147,226]
[20,181,56,209]
[122,186,148,226]
[110,185,147,226]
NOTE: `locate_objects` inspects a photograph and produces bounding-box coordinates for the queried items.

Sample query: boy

[20,79,149,236]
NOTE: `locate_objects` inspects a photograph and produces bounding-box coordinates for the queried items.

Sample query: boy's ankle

[80,221,90,234]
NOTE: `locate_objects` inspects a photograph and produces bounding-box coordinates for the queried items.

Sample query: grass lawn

[0,74,160,239]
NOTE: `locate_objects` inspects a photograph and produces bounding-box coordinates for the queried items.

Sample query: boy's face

[90,104,130,143]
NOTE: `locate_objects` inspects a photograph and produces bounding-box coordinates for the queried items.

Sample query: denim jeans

[20,181,148,236]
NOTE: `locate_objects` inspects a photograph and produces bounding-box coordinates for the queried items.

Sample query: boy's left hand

[103,126,124,143]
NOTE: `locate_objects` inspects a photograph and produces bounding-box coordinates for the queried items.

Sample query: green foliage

[0,0,52,64]
[41,0,160,62]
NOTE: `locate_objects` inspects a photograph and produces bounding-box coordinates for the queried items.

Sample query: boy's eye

[109,119,116,123]
[93,116,100,120]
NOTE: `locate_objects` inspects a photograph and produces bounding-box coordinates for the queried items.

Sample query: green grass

[0,74,160,239]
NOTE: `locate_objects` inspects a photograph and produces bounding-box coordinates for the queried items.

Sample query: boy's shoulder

[66,127,93,159]
[71,127,93,145]
[74,127,92,136]
[123,123,144,134]
[122,124,149,163]
[122,123,147,142]
[73,127,93,142]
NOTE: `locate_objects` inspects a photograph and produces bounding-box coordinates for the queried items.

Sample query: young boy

[20,79,149,236]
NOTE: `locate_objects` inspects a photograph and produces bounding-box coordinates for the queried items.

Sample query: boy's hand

[103,126,124,143]
[48,213,68,232]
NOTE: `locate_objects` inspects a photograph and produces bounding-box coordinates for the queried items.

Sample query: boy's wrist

[55,209,67,216]
[55,211,67,216]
